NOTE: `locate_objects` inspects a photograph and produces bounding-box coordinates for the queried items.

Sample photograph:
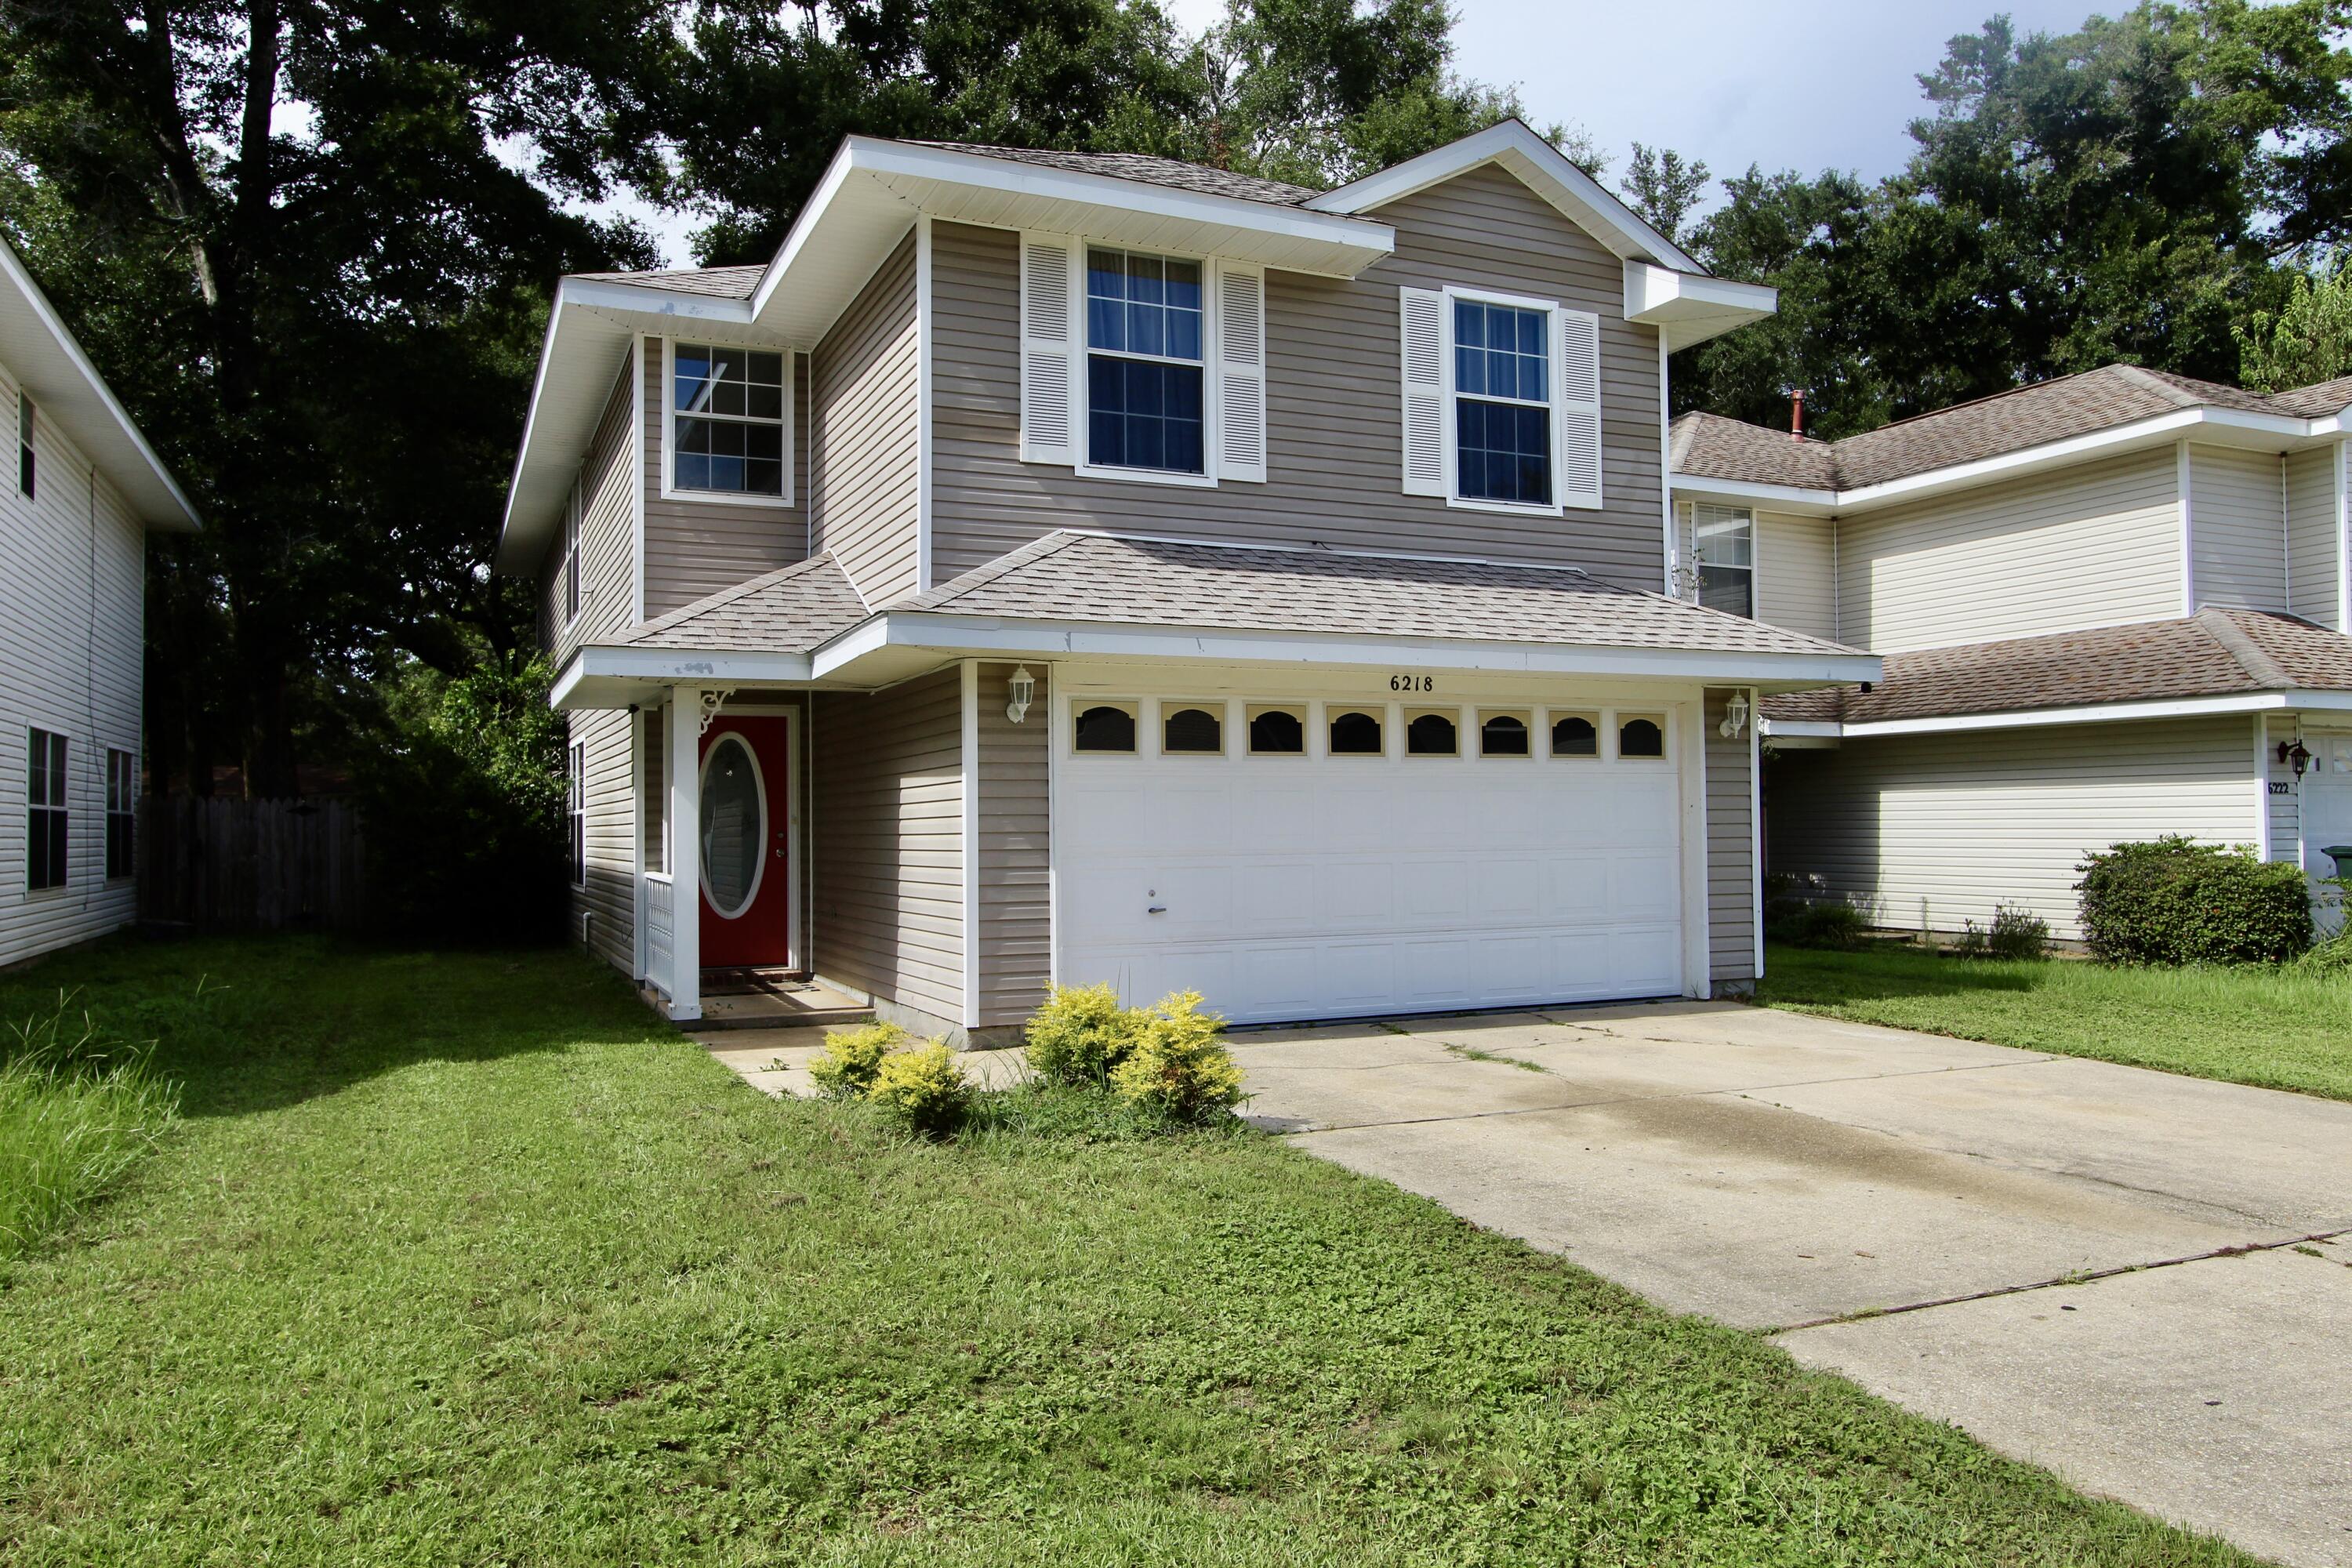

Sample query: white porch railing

[644,873,675,998]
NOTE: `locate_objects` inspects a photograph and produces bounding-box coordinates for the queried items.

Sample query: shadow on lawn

[1759,942,2043,1006]
[0,934,666,1120]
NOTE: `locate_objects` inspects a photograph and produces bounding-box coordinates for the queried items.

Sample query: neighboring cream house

[1668,365,2352,940]
[0,234,200,966]
[498,121,1878,1038]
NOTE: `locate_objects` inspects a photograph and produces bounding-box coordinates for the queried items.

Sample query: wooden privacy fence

[137,797,368,934]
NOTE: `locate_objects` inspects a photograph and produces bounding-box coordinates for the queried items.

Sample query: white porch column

[668,688,702,1022]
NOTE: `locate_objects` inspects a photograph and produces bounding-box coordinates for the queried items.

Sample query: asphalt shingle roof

[572,263,766,300]
[1674,364,2352,492]
[608,554,866,652]
[901,531,1864,659]
[1759,608,2352,726]
[906,141,1320,207]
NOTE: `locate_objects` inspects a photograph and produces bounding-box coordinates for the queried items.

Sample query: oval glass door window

[699,733,766,918]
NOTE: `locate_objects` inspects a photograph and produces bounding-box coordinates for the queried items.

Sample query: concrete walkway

[1230,1004,2352,1568]
[704,1003,2352,1564]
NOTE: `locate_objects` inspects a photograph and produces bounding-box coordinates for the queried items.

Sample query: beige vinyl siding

[974,662,1051,1027]
[1704,689,1756,989]
[0,350,145,965]
[929,162,1666,590]
[2285,443,2342,629]
[811,666,964,1025]
[810,234,918,606]
[2189,443,2288,611]
[1755,511,1836,642]
[1838,448,2182,652]
[641,343,810,619]
[574,708,635,971]
[1766,717,2256,941]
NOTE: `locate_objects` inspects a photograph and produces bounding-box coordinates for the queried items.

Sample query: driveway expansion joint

[1763,1225,2352,1337]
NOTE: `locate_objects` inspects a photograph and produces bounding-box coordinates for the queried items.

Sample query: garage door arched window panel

[1247,705,1305,755]
[1328,708,1384,757]
[1073,702,1138,754]
[1405,710,1459,757]
[1549,713,1599,758]
[1479,711,1531,757]
[1163,704,1224,755]
[1617,714,1668,760]
[698,732,767,919]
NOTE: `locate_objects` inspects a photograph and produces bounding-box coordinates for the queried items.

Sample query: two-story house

[495,121,1878,1038]
[1668,365,2352,941]
[1,233,201,967]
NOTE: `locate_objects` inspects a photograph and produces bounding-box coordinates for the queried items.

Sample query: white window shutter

[1555,307,1603,510]
[1019,234,1077,465]
[1399,287,1446,495]
[1216,263,1268,483]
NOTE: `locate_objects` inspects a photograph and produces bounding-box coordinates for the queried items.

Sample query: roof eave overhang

[1671,405,2352,517]
[1765,688,2352,739]
[550,644,818,711]
[0,238,199,530]
[808,609,1882,691]
[1624,262,1776,350]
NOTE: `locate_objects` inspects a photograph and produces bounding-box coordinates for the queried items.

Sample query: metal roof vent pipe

[1789,387,1808,441]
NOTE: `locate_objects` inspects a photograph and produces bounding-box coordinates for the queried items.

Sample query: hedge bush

[2076,837,2313,965]
[1953,904,2052,960]
[807,1022,909,1098]
[867,1041,971,1138]
[1110,991,1244,1123]
[1023,983,1143,1085]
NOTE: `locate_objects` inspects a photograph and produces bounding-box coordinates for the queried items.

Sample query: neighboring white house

[0,234,200,967]
[1668,365,2352,940]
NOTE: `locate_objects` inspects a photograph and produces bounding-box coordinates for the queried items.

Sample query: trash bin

[2325,845,2352,878]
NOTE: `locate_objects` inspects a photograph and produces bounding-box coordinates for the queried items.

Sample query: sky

[620,0,2103,266]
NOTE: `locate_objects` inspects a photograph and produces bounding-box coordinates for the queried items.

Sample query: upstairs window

[568,742,586,887]
[27,728,65,891]
[1693,504,1754,619]
[1454,300,1551,506]
[105,748,134,881]
[671,342,786,498]
[1085,248,1204,477]
[17,393,32,499]
[1400,288,1601,511]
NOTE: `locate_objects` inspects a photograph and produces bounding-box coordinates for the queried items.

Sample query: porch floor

[690,973,873,1032]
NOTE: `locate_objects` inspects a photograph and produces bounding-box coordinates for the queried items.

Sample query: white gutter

[1767,689,2352,740]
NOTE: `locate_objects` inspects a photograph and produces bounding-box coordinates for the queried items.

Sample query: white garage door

[1055,699,1686,1024]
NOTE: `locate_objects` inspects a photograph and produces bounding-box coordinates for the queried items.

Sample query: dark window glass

[1406,713,1457,756]
[1454,299,1547,401]
[27,728,65,891]
[1698,565,1753,619]
[1087,356,1203,476]
[1551,715,1599,757]
[1619,718,1665,759]
[1457,397,1552,506]
[700,735,764,915]
[673,343,786,495]
[1074,705,1136,753]
[18,394,32,499]
[1329,710,1383,755]
[568,743,586,887]
[1453,299,1551,506]
[1163,706,1222,754]
[1480,714,1530,757]
[1248,708,1303,754]
[105,749,133,880]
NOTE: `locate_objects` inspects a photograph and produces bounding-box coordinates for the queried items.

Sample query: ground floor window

[105,747,135,880]
[568,741,586,887]
[27,728,66,891]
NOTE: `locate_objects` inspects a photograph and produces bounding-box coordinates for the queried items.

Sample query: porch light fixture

[2278,738,2314,779]
[1005,665,1036,725]
[1718,691,1751,740]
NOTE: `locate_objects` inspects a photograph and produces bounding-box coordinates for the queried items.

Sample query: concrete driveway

[1231,1003,2352,1568]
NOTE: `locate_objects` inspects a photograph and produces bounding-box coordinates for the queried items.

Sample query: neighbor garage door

[1054,696,1685,1024]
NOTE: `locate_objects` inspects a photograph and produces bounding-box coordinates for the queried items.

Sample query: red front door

[698,717,791,968]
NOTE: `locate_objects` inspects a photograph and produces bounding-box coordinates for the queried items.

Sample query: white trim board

[1766,690,2352,741]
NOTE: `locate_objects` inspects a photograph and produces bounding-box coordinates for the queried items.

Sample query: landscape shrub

[2296,927,2352,971]
[866,1040,971,1138]
[1953,903,2053,960]
[2076,837,2314,965]
[1110,991,1245,1123]
[807,1022,908,1098]
[0,994,181,1261]
[1768,898,1870,951]
[1023,982,1144,1085]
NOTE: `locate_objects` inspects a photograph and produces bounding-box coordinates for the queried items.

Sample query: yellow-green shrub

[867,1040,971,1137]
[807,1021,908,1098]
[1023,982,1145,1085]
[1110,991,1244,1123]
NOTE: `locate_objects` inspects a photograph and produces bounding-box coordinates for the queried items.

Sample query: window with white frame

[568,741,586,887]
[1400,287,1602,511]
[670,343,786,497]
[105,747,134,881]
[27,728,65,891]
[1086,248,1205,476]
[562,487,580,625]
[1692,503,1754,618]
[17,392,33,499]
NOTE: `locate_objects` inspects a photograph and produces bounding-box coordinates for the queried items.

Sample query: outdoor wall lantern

[2278,738,2314,779]
[1718,691,1751,741]
[1005,665,1036,726]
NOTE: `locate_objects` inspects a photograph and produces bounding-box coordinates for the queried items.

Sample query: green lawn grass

[0,937,2257,1565]
[1759,942,2352,1101]
[0,989,182,1260]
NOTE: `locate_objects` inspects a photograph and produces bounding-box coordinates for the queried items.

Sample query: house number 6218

[1389,674,1436,692]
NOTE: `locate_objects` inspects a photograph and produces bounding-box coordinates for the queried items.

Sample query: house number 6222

[1388,674,1436,692]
